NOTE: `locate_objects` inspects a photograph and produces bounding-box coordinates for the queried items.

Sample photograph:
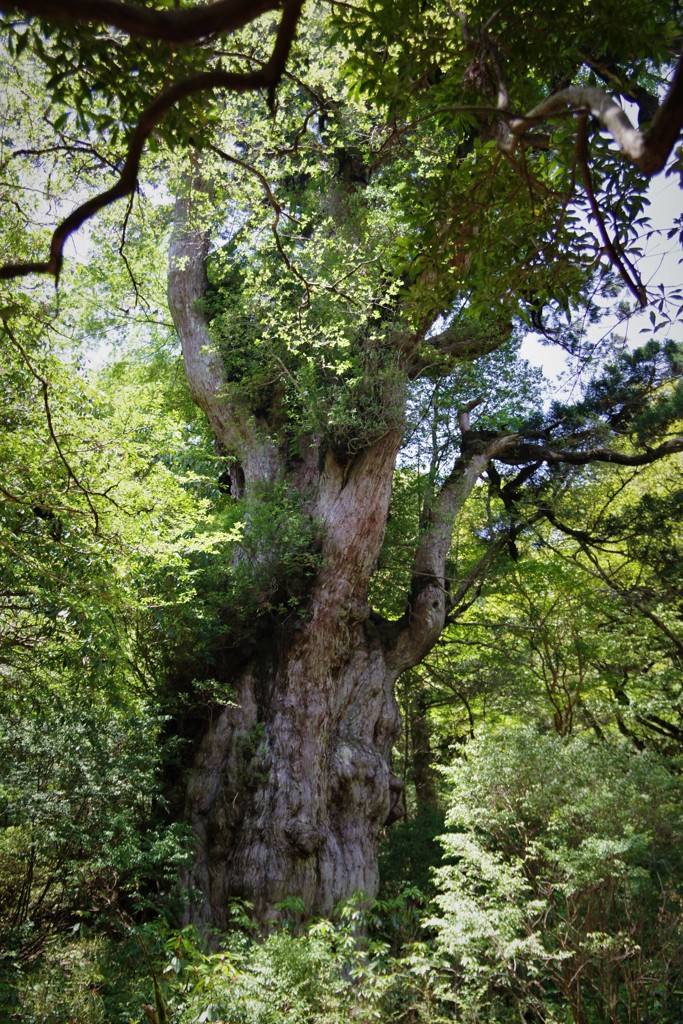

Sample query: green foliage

[158,892,449,1024]
[153,479,321,670]
[1,891,448,1024]
[0,330,219,967]
[1,6,683,1022]
[548,339,683,444]
[0,695,189,946]
[1,4,259,152]
[2,921,178,1024]
[193,58,413,456]
[227,482,320,621]
[432,727,683,1023]
[379,808,446,897]
[329,0,680,323]
[407,424,683,754]
[3,937,109,1024]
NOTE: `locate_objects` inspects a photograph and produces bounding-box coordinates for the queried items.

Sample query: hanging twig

[3,320,157,527]
[209,141,313,307]
[118,189,150,308]
[575,113,647,306]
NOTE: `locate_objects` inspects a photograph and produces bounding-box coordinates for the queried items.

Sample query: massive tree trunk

[182,575,406,926]
[167,189,504,928]
[178,422,409,925]
[165,171,679,925]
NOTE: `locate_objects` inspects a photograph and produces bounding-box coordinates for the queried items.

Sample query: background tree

[0,313,228,1010]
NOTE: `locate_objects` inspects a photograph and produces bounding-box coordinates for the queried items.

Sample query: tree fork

[168,200,412,925]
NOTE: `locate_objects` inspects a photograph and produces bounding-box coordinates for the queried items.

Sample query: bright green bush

[161,893,450,1024]
[431,727,683,1023]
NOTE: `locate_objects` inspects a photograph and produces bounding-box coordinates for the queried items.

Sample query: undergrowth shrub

[6,730,683,1024]
[432,726,683,1024]
[164,892,448,1024]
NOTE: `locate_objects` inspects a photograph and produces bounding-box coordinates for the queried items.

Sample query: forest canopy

[0,1,682,1022]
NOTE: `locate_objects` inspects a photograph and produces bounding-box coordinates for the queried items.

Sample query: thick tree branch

[533,502,606,547]
[636,712,683,743]
[505,52,683,175]
[2,0,279,43]
[497,435,683,468]
[400,318,511,376]
[0,0,304,283]
[387,433,515,674]
[579,53,661,127]
[385,422,682,674]
[167,189,282,486]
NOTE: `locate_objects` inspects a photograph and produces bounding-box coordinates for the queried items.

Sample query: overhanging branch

[2,0,279,43]
[498,436,683,468]
[0,0,304,283]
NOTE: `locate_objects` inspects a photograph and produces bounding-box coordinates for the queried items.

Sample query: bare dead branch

[505,52,683,175]
[457,395,485,434]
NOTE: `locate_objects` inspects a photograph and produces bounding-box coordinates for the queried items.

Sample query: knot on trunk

[285,817,324,855]
[408,582,447,636]
[331,740,400,824]
[385,774,405,826]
